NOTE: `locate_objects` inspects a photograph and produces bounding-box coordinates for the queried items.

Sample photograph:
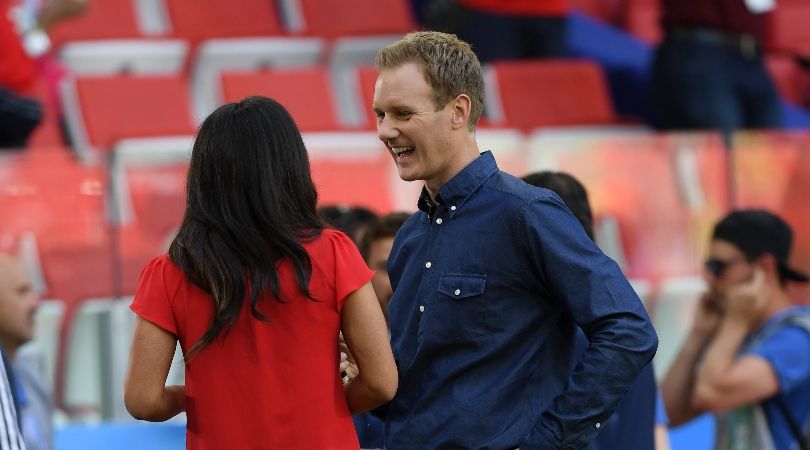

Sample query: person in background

[662,209,810,450]
[523,171,671,450]
[652,0,782,137]
[318,205,379,244]
[0,254,51,450]
[124,96,397,449]
[370,31,657,449]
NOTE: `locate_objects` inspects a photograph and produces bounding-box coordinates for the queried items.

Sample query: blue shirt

[749,306,810,450]
[384,151,658,450]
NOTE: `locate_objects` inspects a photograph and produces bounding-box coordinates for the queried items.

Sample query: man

[523,171,671,450]
[661,210,810,450]
[652,0,781,137]
[372,31,658,449]
[349,212,410,450]
[358,212,411,326]
[0,254,51,450]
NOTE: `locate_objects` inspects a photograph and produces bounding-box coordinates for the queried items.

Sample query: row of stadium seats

[46,0,414,48]
[54,56,622,161]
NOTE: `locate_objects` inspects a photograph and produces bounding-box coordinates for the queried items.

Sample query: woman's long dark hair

[169,96,323,358]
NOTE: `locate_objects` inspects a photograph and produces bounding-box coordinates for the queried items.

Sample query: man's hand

[723,268,769,329]
[691,291,725,339]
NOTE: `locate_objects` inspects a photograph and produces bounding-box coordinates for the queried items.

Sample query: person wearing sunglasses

[661,209,810,450]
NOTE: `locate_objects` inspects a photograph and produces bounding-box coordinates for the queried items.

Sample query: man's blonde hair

[376,31,484,131]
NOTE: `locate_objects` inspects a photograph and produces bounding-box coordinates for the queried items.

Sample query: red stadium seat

[64,74,195,156]
[47,0,142,48]
[165,0,283,43]
[489,59,618,132]
[220,68,341,131]
[766,55,810,107]
[767,0,810,59]
[295,0,414,38]
[621,0,662,45]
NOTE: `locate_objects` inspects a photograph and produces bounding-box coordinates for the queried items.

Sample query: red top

[458,0,568,16]
[0,4,37,94]
[661,0,769,41]
[131,229,373,450]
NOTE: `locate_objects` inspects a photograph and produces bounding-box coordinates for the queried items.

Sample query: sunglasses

[704,257,745,277]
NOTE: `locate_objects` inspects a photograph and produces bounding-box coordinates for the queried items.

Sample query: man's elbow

[691,383,730,414]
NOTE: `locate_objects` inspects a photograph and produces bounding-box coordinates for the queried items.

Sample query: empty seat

[47,0,142,48]
[165,0,283,43]
[330,36,401,127]
[767,0,810,59]
[488,59,618,131]
[292,0,414,37]
[220,67,341,131]
[191,37,325,122]
[62,74,195,160]
[60,40,188,75]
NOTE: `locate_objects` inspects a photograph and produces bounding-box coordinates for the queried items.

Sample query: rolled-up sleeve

[519,193,658,450]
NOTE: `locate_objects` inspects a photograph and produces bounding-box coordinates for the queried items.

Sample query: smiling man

[370,31,658,450]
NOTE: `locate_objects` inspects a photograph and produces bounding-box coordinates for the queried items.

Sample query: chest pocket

[425,273,488,343]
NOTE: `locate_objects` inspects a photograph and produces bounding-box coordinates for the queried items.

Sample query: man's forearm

[660,330,712,426]
[692,319,748,410]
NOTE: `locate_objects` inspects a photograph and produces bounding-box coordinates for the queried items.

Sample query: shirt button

[436,218,443,225]
[425,261,432,268]
[450,206,456,211]
[419,305,425,313]
[454,289,461,296]
[595,422,601,429]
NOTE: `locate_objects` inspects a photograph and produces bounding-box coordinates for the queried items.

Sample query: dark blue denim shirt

[384,151,658,450]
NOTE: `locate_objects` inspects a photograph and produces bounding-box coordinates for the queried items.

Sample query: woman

[124,96,397,449]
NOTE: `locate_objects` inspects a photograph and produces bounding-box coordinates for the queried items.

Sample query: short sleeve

[751,325,810,394]
[330,231,374,313]
[130,255,179,335]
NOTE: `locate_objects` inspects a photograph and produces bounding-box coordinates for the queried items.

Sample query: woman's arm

[124,316,185,421]
[341,282,397,413]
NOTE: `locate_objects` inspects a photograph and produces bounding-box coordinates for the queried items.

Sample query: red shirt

[661,0,768,40]
[458,0,568,16]
[130,229,373,450]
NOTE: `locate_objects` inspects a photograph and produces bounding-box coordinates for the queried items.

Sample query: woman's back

[131,229,371,449]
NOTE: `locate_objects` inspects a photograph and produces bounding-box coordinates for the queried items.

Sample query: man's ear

[756,254,780,283]
[450,94,472,130]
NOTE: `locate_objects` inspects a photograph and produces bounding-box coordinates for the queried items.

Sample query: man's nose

[377,116,399,142]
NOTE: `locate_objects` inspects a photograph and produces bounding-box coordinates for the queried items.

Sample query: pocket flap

[437,274,486,299]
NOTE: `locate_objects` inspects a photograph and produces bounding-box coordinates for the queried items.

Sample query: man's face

[0,258,39,351]
[367,236,395,325]
[704,239,757,298]
[373,63,456,190]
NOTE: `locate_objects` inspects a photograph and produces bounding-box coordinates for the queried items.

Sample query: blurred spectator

[0,1,42,148]
[350,212,410,450]
[422,0,569,62]
[358,212,411,325]
[0,346,26,450]
[0,0,88,148]
[661,210,810,450]
[318,205,378,244]
[523,171,671,450]
[0,253,51,450]
[652,0,782,137]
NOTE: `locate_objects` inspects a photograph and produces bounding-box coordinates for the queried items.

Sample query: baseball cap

[712,209,809,283]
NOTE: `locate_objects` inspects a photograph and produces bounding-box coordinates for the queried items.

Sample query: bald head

[0,254,39,357]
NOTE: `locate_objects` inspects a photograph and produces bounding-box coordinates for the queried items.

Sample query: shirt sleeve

[751,325,810,394]
[331,231,375,313]
[130,255,179,335]
[518,192,659,450]
[0,352,25,450]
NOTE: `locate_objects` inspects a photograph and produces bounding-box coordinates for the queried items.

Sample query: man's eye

[396,111,411,119]
[375,112,385,121]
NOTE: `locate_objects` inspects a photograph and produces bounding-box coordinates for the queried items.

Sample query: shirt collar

[417,150,498,215]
